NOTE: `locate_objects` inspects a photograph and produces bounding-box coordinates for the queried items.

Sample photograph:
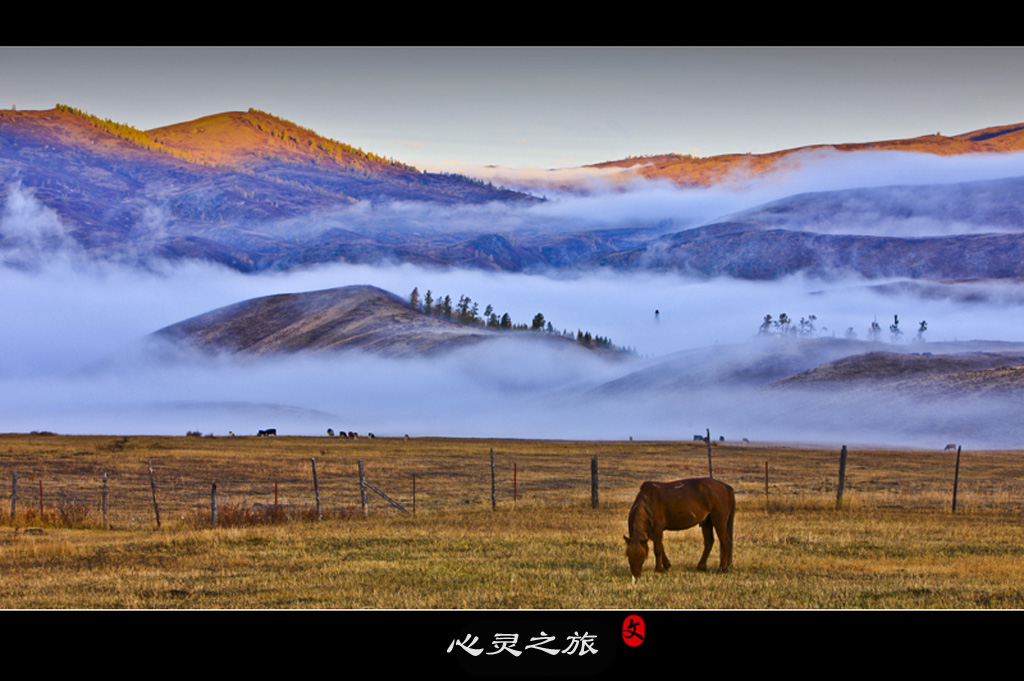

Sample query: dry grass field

[1,432,1023,609]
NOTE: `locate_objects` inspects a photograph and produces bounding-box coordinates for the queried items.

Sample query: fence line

[2,443,1022,528]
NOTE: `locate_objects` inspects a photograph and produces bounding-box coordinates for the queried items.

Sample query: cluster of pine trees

[57,103,203,164]
[758,313,820,337]
[759,312,928,342]
[409,287,631,353]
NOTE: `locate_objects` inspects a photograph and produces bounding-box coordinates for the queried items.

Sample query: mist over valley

[5,106,1024,448]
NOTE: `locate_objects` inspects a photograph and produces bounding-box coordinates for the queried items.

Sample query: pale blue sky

[4,46,1024,171]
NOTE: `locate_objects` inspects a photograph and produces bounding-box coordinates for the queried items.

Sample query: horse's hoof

[695,565,707,572]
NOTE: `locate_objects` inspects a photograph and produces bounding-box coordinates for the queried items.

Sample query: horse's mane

[627,484,654,541]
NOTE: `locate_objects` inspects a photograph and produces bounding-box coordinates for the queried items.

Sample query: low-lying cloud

[4,254,1024,447]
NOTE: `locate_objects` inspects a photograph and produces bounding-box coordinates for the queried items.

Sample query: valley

[4,104,1024,451]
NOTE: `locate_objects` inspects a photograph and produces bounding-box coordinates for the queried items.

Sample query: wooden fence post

[10,471,17,520]
[412,474,417,515]
[311,458,322,520]
[102,472,108,528]
[490,448,496,511]
[706,429,714,479]
[764,460,770,512]
[147,460,161,529]
[513,463,517,508]
[359,460,368,518]
[836,445,848,510]
[952,445,962,513]
[38,480,43,520]
[211,482,218,527]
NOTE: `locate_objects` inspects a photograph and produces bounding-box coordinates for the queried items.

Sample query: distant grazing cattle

[693,434,706,441]
[404,434,410,439]
[257,428,277,437]
[742,438,749,444]
[944,443,958,450]
[327,428,334,437]
[348,432,358,439]
[368,433,375,439]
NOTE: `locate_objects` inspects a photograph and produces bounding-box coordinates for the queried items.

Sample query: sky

[4,46,1024,173]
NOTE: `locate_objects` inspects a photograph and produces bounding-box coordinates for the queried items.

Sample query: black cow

[257,428,277,437]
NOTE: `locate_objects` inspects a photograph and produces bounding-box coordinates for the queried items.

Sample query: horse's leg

[711,509,733,573]
[697,518,714,571]
[653,529,671,572]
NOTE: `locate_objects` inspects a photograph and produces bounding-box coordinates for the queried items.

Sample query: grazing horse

[624,478,735,580]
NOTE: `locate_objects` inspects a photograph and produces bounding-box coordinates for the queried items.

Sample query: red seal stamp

[622,614,645,647]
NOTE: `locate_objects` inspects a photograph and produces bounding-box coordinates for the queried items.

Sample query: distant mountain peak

[587,121,1024,188]
[147,108,416,174]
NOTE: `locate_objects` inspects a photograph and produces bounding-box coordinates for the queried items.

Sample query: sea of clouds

[4,150,1024,447]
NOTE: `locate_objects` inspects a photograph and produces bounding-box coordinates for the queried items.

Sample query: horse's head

[624,535,648,578]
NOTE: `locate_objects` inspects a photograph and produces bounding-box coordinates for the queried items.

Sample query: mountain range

[5,106,1024,280]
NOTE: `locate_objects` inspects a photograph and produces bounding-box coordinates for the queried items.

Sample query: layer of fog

[6,147,1024,447]
[452,148,1024,233]
[4,254,1024,448]
[175,148,1024,248]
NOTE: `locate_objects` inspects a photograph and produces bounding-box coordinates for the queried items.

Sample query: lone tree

[889,314,902,342]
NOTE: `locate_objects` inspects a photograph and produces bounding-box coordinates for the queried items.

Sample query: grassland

[1,433,1023,609]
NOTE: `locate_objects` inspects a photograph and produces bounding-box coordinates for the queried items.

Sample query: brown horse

[624,477,735,580]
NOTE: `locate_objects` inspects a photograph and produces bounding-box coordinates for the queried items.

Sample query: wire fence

[3,437,1024,529]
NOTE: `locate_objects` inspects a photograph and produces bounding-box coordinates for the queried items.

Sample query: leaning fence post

[311,458,322,520]
[952,445,962,513]
[147,460,161,529]
[836,445,848,510]
[591,456,599,509]
[490,448,497,511]
[211,482,219,527]
[358,460,368,518]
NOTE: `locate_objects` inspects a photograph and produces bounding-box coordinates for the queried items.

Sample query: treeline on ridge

[408,287,634,354]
